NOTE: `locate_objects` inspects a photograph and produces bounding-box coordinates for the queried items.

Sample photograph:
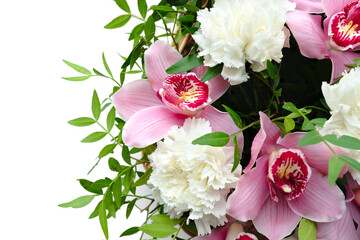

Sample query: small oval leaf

[192,132,230,147]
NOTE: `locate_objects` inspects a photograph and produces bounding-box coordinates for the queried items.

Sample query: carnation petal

[112,80,162,121]
[144,41,183,92]
[226,156,269,221]
[122,106,187,148]
[253,195,301,240]
[286,10,329,59]
[248,112,281,172]
[287,168,346,222]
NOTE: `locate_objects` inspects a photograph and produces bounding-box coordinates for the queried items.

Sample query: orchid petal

[226,156,269,221]
[287,168,346,222]
[286,10,329,59]
[193,224,229,240]
[348,201,360,237]
[144,41,183,92]
[276,132,348,176]
[317,203,358,240]
[329,50,360,83]
[321,0,354,17]
[191,65,230,103]
[198,106,243,148]
[112,80,162,121]
[290,0,324,13]
[253,195,301,240]
[122,106,187,148]
[248,112,281,172]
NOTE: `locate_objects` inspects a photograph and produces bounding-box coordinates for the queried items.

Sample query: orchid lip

[158,73,211,116]
[328,1,360,51]
[268,148,312,201]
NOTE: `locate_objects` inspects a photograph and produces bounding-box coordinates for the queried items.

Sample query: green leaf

[92,90,101,120]
[62,76,90,81]
[138,0,148,19]
[133,167,153,187]
[232,135,241,172]
[266,60,278,81]
[150,214,183,226]
[114,0,131,13]
[123,169,135,194]
[120,227,139,237]
[192,132,230,147]
[166,54,203,74]
[81,132,107,143]
[102,53,113,78]
[328,156,345,185]
[139,223,177,238]
[150,5,175,11]
[58,195,95,208]
[89,201,101,219]
[106,107,116,131]
[166,0,189,6]
[108,157,122,172]
[179,15,195,23]
[284,117,295,132]
[283,102,298,113]
[98,144,117,158]
[99,200,109,240]
[104,191,116,218]
[298,218,316,240]
[93,68,107,77]
[122,145,131,165]
[112,177,122,208]
[144,16,156,41]
[129,23,145,40]
[126,199,136,219]
[104,15,131,29]
[324,135,360,150]
[200,64,223,82]
[63,60,91,75]
[301,117,315,131]
[222,105,242,128]
[68,117,96,127]
[297,130,323,147]
[184,3,199,11]
[311,118,326,127]
[355,58,360,66]
[338,155,360,172]
[78,179,103,194]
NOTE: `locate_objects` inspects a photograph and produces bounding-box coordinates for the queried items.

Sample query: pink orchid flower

[226,112,347,240]
[194,221,258,240]
[316,174,360,239]
[290,0,323,13]
[113,41,243,148]
[286,0,360,82]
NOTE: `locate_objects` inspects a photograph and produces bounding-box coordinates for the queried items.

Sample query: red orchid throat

[158,73,211,116]
[329,1,360,51]
[268,149,312,201]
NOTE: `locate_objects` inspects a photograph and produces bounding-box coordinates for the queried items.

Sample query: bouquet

[59,0,360,239]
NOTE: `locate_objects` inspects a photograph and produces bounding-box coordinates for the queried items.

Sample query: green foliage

[297,130,323,147]
[114,0,131,13]
[200,64,223,82]
[166,54,203,74]
[232,135,241,172]
[222,105,243,128]
[139,223,177,238]
[192,132,230,147]
[104,15,131,29]
[120,227,139,237]
[81,132,107,143]
[68,117,96,127]
[63,60,92,75]
[298,218,316,240]
[58,195,95,208]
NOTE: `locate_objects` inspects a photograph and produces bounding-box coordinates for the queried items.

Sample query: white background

[0,0,163,239]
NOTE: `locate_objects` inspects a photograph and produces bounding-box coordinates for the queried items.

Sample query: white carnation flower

[193,0,295,85]
[148,118,240,235]
[319,67,360,183]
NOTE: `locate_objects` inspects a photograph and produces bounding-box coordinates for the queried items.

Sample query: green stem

[172,221,185,240]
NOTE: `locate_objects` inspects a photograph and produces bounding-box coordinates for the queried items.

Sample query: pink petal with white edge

[226,156,269,221]
[191,64,230,103]
[317,203,358,240]
[290,0,324,13]
[287,168,346,222]
[112,80,162,121]
[122,105,187,148]
[286,10,329,59]
[193,224,229,240]
[247,112,281,172]
[253,195,301,240]
[329,50,360,83]
[198,106,243,148]
[144,41,183,92]
[276,132,348,176]
[321,0,355,17]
